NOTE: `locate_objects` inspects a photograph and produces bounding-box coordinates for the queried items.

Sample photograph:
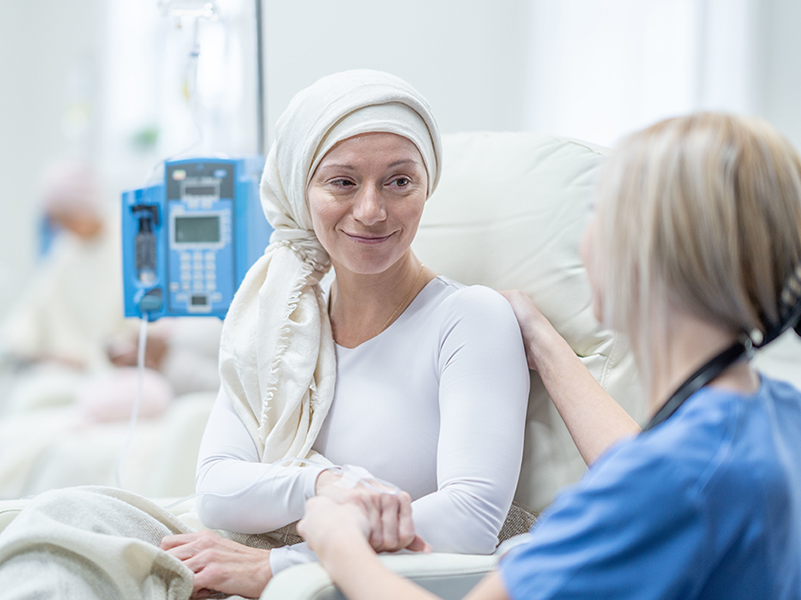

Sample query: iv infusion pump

[122,156,272,320]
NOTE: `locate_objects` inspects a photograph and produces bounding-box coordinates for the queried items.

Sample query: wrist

[258,549,273,588]
[316,527,374,569]
[526,314,567,369]
[314,467,342,495]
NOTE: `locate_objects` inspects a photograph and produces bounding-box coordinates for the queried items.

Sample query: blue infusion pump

[122,156,272,320]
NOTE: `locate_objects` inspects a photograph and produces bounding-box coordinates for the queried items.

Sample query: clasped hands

[160,468,428,599]
[300,468,429,556]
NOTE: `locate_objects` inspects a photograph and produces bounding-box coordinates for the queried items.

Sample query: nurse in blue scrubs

[296,113,801,600]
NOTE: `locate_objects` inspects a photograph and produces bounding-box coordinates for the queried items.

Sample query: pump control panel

[122,156,271,320]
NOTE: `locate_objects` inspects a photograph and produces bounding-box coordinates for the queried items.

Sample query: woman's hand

[499,290,559,372]
[298,496,428,559]
[314,471,428,553]
[160,530,272,599]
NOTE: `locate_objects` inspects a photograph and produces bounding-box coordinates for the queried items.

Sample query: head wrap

[219,70,442,463]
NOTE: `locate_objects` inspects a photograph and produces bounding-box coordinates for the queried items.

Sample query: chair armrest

[262,552,498,600]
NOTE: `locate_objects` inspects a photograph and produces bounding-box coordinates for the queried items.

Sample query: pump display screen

[184,185,217,196]
[174,215,220,243]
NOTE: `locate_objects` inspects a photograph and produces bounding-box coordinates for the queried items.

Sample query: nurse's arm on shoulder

[501,290,640,465]
[298,496,509,600]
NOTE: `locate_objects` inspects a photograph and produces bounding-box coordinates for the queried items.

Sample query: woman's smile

[343,231,396,244]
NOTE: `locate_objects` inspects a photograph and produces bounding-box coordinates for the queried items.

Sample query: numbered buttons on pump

[204,252,216,295]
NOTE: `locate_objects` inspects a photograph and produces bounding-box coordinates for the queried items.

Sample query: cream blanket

[219,70,441,464]
[0,487,194,599]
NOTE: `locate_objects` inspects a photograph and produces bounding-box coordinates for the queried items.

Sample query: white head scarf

[219,70,442,463]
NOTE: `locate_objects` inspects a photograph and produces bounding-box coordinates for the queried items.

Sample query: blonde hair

[593,113,801,390]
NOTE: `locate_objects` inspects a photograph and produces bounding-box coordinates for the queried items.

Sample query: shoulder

[415,277,526,373]
[588,384,786,525]
[761,375,801,409]
[593,392,741,501]
[423,277,522,345]
[427,276,518,323]
[639,380,801,490]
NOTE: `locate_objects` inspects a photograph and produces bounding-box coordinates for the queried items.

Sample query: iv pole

[255,0,265,156]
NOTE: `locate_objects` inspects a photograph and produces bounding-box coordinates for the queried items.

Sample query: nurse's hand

[314,471,426,553]
[500,289,560,372]
[160,530,271,599]
[501,289,641,466]
[298,496,429,558]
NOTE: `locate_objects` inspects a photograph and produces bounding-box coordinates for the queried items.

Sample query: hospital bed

[1,131,799,599]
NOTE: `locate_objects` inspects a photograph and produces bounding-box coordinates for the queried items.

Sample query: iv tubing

[114,317,149,488]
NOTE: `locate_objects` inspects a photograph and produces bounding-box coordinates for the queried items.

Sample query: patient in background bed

[0,159,222,498]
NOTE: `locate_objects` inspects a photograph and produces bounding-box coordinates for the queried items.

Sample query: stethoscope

[642,269,801,433]
[642,339,752,432]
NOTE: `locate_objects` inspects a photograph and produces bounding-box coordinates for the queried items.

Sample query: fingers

[160,530,219,558]
[367,490,427,553]
[380,491,428,553]
[396,491,417,549]
[379,492,400,550]
[190,563,224,598]
[159,530,273,599]
[159,532,221,597]
[405,535,431,553]
[366,492,384,550]
[160,532,203,552]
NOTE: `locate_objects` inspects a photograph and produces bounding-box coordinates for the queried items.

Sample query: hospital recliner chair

[0,132,645,599]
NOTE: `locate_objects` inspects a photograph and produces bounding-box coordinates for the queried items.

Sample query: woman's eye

[331,178,355,188]
[391,177,410,188]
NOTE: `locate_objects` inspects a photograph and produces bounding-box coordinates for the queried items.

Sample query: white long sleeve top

[195,276,529,573]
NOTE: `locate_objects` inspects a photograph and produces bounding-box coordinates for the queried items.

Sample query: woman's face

[307,132,428,276]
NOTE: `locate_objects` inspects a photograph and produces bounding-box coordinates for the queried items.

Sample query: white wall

[523,0,801,150]
[263,0,529,142]
[756,0,801,151]
[524,0,702,146]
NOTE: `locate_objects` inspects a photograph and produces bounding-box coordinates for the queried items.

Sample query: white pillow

[413,132,644,513]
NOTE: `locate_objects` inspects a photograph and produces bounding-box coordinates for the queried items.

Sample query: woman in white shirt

[157,70,530,598]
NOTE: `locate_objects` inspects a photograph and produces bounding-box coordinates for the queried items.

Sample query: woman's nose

[352,186,386,226]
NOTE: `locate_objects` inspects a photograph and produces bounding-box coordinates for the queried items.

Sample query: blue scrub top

[500,376,801,599]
